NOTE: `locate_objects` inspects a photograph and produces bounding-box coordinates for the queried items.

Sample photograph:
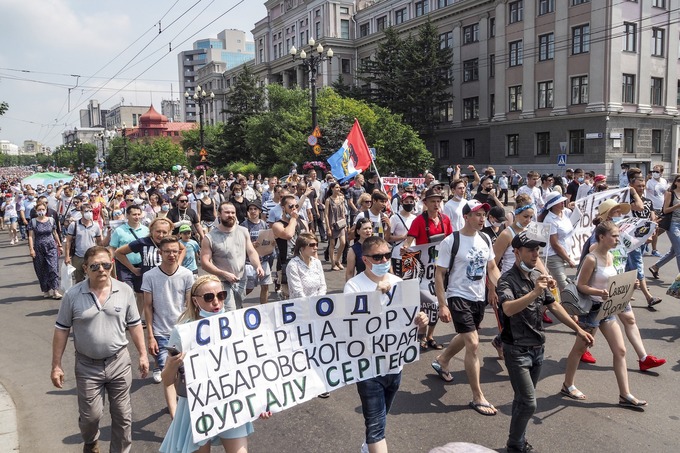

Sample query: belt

[505,343,544,350]
[76,347,126,364]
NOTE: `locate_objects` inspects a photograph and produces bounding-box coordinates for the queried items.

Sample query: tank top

[587,253,617,303]
[351,241,366,274]
[198,198,216,222]
[501,228,518,274]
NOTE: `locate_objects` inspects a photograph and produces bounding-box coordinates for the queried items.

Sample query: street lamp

[95,130,115,167]
[290,38,333,132]
[121,122,128,162]
[185,85,214,152]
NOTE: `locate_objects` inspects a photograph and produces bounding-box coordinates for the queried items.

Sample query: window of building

[509,40,523,66]
[571,75,588,104]
[439,32,453,49]
[572,0,590,4]
[439,0,453,7]
[651,77,664,105]
[489,17,496,37]
[315,9,321,17]
[259,48,264,63]
[538,33,554,60]
[415,1,429,17]
[507,134,519,156]
[463,24,479,44]
[536,132,550,155]
[439,140,450,158]
[341,19,350,39]
[652,129,662,153]
[315,22,321,39]
[677,80,680,105]
[652,0,666,8]
[622,74,635,103]
[439,101,454,122]
[623,22,636,52]
[509,1,523,24]
[572,24,590,54]
[463,97,479,119]
[464,139,475,157]
[377,16,387,31]
[624,129,635,153]
[300,31,305,44]
[395,8,407,24]
[538,0,554,15]
[342,58,351,74]
[463,59,479,82]
[340,6,349,14]
[537,81,554,108]
[652,28,665,56]
[489,54,495,77]
[509,85,523,111]
[569,129,585,154]
[360,23,370,37]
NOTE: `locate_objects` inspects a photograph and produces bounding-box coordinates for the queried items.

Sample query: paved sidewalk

[0,382,19,452]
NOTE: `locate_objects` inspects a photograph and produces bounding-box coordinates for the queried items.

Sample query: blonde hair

[149,217,174,232]
[177,275,222,323]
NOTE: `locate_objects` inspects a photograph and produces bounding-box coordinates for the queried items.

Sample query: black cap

[511,231,546,249]
[488,206,506,221]
[247,200,262,211]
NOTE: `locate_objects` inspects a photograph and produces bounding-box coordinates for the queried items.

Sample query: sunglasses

[178,199,188,202]
[365,252,392,262]
[288,204,299,209]
[194,291,228,303]
[89,262,113,271]
[306,242,318,248]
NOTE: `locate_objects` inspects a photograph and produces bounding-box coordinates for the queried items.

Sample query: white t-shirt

[443,198,467,231]
[389,212,415,259]
[517,185,543,210]
[436,232,494,301]
[498,176,509,190]
[140,266,194,337]
[354,210,387,238]
[576,183,592,201]
[544,210,574,258]
[645,177,668,210]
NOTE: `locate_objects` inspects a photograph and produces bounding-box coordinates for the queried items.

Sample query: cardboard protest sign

[617,217,656,252]
[595,270,637,320]
[393,242,441,324]
[176,280,421,442]
[525,222,551,243]
[253,228,275,256]
[570,188,629,262]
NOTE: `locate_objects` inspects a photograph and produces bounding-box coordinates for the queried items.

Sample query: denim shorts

[578,305,615,329]
[625,246,645,281]
[153,335,170,371]
[356,372,402,444]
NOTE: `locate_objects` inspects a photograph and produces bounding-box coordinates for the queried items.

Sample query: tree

[129,138,188,173]
[52,143,97,170]
[219,65,266,167]
[180,124,224,169]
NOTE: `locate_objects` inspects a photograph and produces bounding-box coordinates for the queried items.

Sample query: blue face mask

[161,205,170,212]
[611,216,623,223]
[519,260,535,273]
[515,221,524,229]
[370,261,391,277]
[577,177,585,183]
[199,307,225,318]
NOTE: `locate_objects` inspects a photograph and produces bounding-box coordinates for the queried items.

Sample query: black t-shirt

[566,180,580,200]
[167,207,199,235]
[497,265,555,347]
[632,195,653,219]
[127,237,161,275]
[230,197,248,223]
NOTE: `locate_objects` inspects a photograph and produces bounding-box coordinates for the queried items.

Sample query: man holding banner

[432,200,501,416]
[344,236,428,453]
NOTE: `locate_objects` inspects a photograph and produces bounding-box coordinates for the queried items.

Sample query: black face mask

[402,204,415,212]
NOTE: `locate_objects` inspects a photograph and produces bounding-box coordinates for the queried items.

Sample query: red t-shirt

[407,212,453,245]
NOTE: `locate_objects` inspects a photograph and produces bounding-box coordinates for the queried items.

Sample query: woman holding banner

[286,232,327,300]
[542,192,575,292]
[160,275,272,453]
[561,221,647,407]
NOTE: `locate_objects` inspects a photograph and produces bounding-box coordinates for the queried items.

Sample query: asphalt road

[0,232,679,452]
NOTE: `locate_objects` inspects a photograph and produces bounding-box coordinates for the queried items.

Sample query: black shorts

[116,262,143,293]
[447,296,485,333]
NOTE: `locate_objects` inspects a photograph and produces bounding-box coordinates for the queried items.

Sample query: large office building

[221,0,680,178]
[178,29,255,122]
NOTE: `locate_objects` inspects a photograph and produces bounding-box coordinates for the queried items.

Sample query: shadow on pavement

[27,309,59,317]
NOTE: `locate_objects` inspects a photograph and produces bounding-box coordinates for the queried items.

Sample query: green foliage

[51,143,98,169]
[224,161,260,177]
[128,137,188,173]
[180,124,224,169]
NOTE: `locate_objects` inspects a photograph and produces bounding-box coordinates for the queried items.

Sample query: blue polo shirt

[110,222,149,266]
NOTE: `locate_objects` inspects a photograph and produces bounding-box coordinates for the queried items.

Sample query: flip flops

[469,401,497,416]
[561,383,586,400]
[431,359,454,382]
[648,267,660,279]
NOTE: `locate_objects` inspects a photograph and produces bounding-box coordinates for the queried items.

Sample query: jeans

[626,245,645,280]
[655,221,680,272]
[503,344,544,451]
[153,336,169,371]
[356,372,402,444]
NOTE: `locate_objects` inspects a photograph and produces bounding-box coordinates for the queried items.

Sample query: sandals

[469,401,497,416]
[420,339,429,352]
[561,383,586,400]
[427,339,443,350]
[648,267,660,279]
[430,359,454,382]
[619,394,647,407]
[647,298,662,308]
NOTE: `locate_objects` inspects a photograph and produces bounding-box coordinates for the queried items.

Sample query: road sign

[557,154,567,167]
[312,126,322,138]
[559,142,567,153]
[307,135,318,146]
[313,145,322,155]
[199,148,208,156]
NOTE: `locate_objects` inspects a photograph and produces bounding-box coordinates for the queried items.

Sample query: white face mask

[82,212,93,221]
[652,172,661,179]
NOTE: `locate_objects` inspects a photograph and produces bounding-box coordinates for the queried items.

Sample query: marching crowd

[0,161,674,453]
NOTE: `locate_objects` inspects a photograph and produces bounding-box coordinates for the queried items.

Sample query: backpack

[443,231,492,288]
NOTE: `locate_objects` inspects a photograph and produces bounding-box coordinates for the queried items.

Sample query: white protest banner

[617,217,656,252]
[176,280,421,442]
[383,177,426,196]
[393,242,441,324]
[570,188,629,262]
[595,270,637,320]
[525,222,551,243]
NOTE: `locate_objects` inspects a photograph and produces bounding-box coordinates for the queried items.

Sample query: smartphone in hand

[165,346,181,357]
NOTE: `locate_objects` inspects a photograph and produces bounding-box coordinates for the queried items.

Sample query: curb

[0,383,19,452]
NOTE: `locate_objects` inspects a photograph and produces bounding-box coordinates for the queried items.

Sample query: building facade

[220,0,680,178]
[105,104,152,130]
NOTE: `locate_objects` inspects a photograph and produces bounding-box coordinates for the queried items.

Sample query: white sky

[0,0,266,149]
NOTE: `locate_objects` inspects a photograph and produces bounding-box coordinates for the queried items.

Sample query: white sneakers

[152,370,162,383]
[361,442,369,453]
